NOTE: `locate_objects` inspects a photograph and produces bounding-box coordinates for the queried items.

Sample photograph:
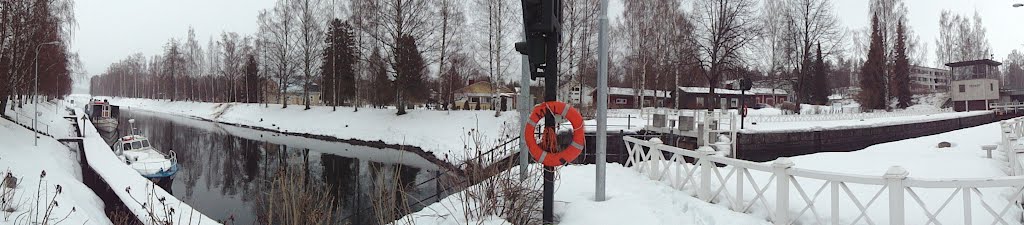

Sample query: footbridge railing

[623,136,1024,225]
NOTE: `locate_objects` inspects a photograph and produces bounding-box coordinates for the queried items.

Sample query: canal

[99,109,451,225]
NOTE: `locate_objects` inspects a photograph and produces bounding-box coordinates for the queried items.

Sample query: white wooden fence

[624,134,1024,225]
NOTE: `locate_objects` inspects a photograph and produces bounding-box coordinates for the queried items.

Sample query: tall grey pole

[33,41,59,146]
[33,45,41,146]
[595,0,609,201]
[519,32,531,181]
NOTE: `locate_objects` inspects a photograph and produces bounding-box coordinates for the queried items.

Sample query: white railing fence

[623,136,1024,225]
[1001,118,1024,178]
[746,108,955,124]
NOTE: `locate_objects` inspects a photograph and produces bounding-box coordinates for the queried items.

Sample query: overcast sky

[73,0,1023,85]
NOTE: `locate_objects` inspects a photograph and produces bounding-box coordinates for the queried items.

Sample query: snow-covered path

[400,164,771,225]
[88,96,519,164]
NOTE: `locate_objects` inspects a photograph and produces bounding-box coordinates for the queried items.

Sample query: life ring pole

[541,33,558,225]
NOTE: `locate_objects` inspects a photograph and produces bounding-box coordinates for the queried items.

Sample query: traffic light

[516,0,562,80]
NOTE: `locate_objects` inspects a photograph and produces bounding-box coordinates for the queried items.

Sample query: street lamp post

[34,41,60,146]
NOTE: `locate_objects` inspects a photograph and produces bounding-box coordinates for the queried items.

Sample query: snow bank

[0,101,111,224]
[746,107,782,116]
[85,96,519,164]
[399,164,770,225]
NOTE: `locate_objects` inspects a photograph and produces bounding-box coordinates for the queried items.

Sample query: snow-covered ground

[402,119,1017,225]
[1,100,112,225]
[399,164,771,225]
[80,96,519,164]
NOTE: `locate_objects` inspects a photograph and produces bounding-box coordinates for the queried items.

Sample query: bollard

[982,145,998,159]
[885,166,909,225]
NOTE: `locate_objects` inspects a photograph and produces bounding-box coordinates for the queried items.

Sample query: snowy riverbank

[1,100,112,225]
[85,96,519,164]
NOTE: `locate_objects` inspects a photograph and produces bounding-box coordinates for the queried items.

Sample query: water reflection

[102,109,447,225]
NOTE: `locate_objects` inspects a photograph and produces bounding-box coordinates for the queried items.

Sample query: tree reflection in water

[104,110,446,225]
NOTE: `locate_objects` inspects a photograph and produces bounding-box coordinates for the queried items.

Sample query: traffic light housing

[516,0,562,80]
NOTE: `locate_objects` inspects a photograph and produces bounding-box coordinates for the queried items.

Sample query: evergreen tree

[337,21,357,110]
[892,21,912,108]
[859,14,887,110]
[321,20,339,108]
[369,48,393,108]
[812,43,830,105]
[798,57,814,104]
[322,19,358,111]
[393,35,427,115]
[244,54,259,103]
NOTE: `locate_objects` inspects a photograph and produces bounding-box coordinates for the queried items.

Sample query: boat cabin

[112,135,153,155]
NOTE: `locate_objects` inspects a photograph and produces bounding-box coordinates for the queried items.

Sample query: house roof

[457,81,511,94]
[748,88,789,95]
[945,59,1002,67]
[607,87,672,98]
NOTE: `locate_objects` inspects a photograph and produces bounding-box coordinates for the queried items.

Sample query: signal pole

[516,1,562,223]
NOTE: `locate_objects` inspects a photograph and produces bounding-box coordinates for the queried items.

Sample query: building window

[614,98,627,105]
[730,98,739,108]
[959,85,966,93]
[991,83,994,91]
[469,97,479,103]
[696,97,705,108]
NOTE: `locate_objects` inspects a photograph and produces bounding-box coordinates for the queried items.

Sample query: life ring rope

[524,101,585,167]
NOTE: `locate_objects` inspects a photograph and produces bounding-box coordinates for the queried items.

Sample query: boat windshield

[131,141,142,149]
[141,140,151,148]
[122,144,130,151]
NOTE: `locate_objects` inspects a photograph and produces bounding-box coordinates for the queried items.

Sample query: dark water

[100,109,448,225]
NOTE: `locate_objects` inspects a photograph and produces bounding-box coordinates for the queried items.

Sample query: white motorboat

[86,99,119,132]
[111,120,179,182]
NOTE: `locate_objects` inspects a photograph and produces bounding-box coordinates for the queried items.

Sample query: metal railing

[745,108,955,124]
[624,136,1024,225]
[6,111,51,137]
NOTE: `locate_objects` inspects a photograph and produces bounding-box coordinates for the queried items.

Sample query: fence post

[1011,137,1021,176]
[697,146,716,202]
[885,166,909,225]
[773,157,794,225]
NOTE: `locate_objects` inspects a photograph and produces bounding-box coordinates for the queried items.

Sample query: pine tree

[892,21,912,109]
[369,48,393,108]
[337,21,357,110]
[393,35,427,115]
[812,43,830,105]
[321,19,340,109]
[244,54,260,103]
[859,14,887,110]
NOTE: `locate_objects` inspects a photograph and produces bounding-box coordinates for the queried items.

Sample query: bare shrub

[259,167,336,225]
[4,170,79,225]
[448,126,542,225]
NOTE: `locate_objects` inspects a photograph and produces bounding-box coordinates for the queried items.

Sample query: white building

[910,66,951,94]
[946,59,1002,111]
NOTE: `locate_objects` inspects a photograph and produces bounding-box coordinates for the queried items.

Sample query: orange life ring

[523,101,585,167]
